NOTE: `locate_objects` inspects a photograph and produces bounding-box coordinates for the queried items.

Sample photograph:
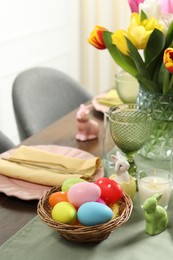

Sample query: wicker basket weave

[37,186,133,243]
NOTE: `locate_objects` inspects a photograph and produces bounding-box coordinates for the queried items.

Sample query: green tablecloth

[1,154,173,260]
[1,193,173,260]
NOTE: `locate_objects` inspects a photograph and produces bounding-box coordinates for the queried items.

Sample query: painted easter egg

[61,177,87,192]
[96,198,106,205]
[48,191,69,207]
[77,202,113,226]
[67,182,101,208]
[109,174,136,199]
[51,201,76,224]
[95,177,123,204]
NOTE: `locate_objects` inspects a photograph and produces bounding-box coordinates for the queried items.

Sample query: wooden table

[0,107,104,246]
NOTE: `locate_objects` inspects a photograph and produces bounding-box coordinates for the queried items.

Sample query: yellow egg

[51,201,77,224]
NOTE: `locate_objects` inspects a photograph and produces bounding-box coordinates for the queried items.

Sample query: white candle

[138,175,172,209]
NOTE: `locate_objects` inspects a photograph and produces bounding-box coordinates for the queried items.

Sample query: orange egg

[73,218,81,226]
[48,191,69,207]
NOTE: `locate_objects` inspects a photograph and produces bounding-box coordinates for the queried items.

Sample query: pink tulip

[128,0,144,13]
[128,0,173,14]
[160,0,173,14]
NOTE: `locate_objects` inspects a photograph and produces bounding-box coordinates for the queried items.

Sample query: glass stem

[126,152,137,179]
[126,152,138,191]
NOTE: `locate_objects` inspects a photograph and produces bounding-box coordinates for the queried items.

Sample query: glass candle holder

[137,169,172,210]
[115,70,139,104]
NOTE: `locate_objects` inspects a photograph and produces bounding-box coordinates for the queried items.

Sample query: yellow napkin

[0,146,101,186]
[97,89,123,106]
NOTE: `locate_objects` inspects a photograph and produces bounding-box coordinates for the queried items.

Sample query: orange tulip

[163,48,173,74]
[88,25,107,50]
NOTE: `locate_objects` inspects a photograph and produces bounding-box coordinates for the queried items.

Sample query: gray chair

[0,131,15,153]
[12,67,92,140]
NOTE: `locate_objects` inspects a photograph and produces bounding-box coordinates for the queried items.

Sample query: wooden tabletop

[0,107,105,246]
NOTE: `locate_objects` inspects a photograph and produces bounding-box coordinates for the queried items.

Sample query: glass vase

[137,88,173,160]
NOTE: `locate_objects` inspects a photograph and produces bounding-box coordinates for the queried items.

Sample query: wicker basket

[37,186,133,243]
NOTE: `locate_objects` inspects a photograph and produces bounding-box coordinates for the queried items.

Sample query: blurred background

[0,0,130,144]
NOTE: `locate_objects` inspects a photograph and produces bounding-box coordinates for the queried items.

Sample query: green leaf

[140,10,147,21]
[156,63,165,90]
[144,29,165,66]
[163,69,170,94]
[137,75,159,92]
[126,37,151,79]
[165,20,173,47]
[169,40,173,48]
[144,29,165,81]
[103,31,138,77]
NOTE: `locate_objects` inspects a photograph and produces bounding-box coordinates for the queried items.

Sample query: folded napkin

[97,89,123,106]
[0,146,102,187]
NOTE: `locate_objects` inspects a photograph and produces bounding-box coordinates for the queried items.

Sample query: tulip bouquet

[88,0,173,95]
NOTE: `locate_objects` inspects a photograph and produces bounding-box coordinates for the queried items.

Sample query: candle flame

[153,178,157,185]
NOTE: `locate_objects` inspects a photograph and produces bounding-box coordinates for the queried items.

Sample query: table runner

[1,194,173,260]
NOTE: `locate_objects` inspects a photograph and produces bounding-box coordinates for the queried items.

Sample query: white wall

[0,0,81,144]
[0,0,130,144]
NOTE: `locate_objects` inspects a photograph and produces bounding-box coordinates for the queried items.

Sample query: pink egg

[67,182,101,207]
[96,198,106,205]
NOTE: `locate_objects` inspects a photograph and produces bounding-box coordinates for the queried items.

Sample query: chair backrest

[0,131,15,153]
[12,67,92,140]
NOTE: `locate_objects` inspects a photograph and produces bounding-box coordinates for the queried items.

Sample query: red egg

[95,177,123,204]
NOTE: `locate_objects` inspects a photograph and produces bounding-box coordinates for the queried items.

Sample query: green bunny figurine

[142,193,168,235]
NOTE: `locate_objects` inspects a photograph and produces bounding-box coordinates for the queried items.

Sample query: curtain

[80,0,131,95]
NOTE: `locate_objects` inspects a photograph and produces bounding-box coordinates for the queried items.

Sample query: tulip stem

[168,74,173,91]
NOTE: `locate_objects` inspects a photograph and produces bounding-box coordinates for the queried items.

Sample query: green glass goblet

[109,104,152,179]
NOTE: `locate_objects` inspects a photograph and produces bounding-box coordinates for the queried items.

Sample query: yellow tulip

[130,12,140,26]
[142,17,163,32]
[88,25,107,50]
[128,13,163,49]
[111,13,163,55]
[163,48,173,74]
[128,24,152,49]
[111,30,137,55]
